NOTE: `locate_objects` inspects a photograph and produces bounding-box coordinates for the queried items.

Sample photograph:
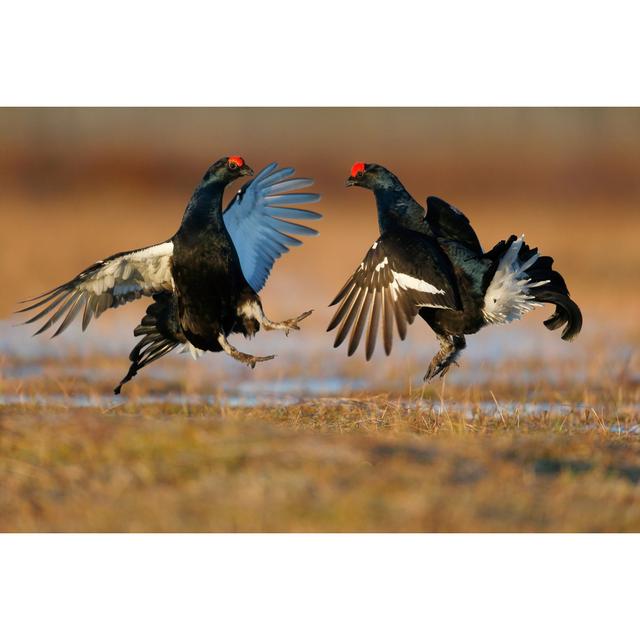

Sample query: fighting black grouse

[328,162,582,381]
[19,157,322,393]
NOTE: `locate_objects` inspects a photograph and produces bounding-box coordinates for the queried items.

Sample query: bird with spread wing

[328,162,582,381]
[18,157,322,394]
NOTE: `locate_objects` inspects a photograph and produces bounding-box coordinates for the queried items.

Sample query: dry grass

[1,391,639,532]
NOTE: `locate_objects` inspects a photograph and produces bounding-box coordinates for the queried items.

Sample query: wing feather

[381,287,394,355]
[425,196,483,254]
[256,164,295,186]
[334,286,366,348]
[33,293,79,336]
[262,178,314,195]
[327,279,358,332]
[223,163,322,292]
[263,207,322,221]
[349,289,373,357]
[19,287,67,311]
[366,287,382,360]
[329,274,357,309]
[264,193,321,206]
[52,293,86,337]
[18,241,174,337]
[393,296,408,340]
[328,234,459,359]
[267,217,318,237]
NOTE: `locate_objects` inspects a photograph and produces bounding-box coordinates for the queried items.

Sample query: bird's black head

[345,162,398,191]
[202,156,254,186]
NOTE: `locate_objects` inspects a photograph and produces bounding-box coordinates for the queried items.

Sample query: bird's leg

[261,309,313,336]
[217,333,275,369]
[238,299,313,337]
[423,335,466,382]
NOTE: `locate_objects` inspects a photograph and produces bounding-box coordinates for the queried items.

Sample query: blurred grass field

[1,108,639,531]
[2,390,640,532]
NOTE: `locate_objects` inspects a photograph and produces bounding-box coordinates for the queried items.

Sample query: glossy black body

[348,164,581,343]
[171,178,258,351]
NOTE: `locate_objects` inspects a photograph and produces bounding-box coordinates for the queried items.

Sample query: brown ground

[2,390,639,532]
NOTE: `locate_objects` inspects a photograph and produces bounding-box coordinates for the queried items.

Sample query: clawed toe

[294,309,313,323]
[423,336,466,383]
[286,309,313,335]
[423,368,438,383]
[265,309,313,335]
[283,321,299,336]
[282,321,298,336]
[246,354,276,369]
[219,333,277,369]
[423,360,450,382]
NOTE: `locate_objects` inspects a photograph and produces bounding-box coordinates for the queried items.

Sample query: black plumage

[113,292,184,395]
[328,162,582,381]
[19,157,322,393]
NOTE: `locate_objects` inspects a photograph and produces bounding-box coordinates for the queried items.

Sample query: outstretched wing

[327,233,459,360]
[18,241,174,337]
[425,196,483,255]
[223,162,321,292]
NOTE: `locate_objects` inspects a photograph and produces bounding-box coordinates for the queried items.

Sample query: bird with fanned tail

[328,162,582,381]
[19,157,322,394]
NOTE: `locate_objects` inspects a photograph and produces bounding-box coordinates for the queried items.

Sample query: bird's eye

[228,161,238,170]
[357,171,364,178]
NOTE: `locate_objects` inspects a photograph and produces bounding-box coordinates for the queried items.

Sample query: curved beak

[345,176,357,187]
[240,165,254,177]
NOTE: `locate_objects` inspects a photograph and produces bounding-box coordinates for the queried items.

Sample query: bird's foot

[423,355,453,382]
[263,310,313,336]
[423,335,466,383]
[236,352,276,370]
[218,333,276,369]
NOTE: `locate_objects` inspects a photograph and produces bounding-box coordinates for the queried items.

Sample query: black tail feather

[485,235,583,342]
[114,292,185,395]
[543,310,566,332]
[532,289,582,341]
[515,240,582,341]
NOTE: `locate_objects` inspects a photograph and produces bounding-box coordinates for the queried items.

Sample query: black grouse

[19,157,322,393]
[328,162,582,381]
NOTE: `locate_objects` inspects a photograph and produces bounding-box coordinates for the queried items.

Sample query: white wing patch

[483,235,550,324]
[19,241,175,336]
[83,243,173,299]
[389,270,446,302]
[374,257,388,271]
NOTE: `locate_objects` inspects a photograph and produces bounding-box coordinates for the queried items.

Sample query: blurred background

[1,108,638,398]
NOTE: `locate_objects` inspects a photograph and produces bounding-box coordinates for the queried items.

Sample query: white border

[2,2,639,637]
[1,534,639,639]
[1,1,639,105]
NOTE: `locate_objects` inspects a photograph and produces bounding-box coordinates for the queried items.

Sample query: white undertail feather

[482,235,550,325]
[180,342,204,360]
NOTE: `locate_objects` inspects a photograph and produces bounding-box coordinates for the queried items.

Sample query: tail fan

[114,292,185,394]
[483,235,582,341]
